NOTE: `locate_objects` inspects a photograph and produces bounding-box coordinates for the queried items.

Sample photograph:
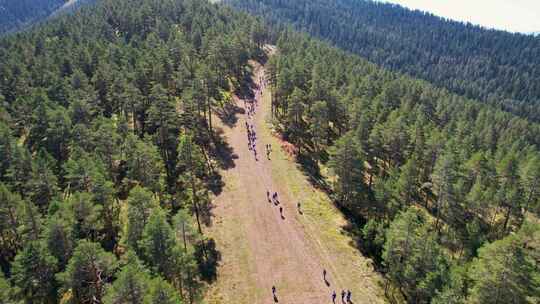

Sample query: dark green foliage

[263,28,540,303]
[57,240,117,304]
[103,252,149,304]
[0,0,264,302]
[11,241,58,303]
[383,209,450,302]
[145,277,183,304]
[467,222,540,303]
[0,270,15,303]
[328,132,367,211]
[226,0,540,121]
[0,0,65,34]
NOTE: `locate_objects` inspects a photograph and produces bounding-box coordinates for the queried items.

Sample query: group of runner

[246,98,257,117]
[249,69,355,304]
[324,269,353,303]
[272,277,353,303]
[331,289,353,303]
[266,190,285,218]
[246,121,258,161]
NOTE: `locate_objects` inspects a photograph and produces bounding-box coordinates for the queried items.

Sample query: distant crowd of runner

[249,71,355,304]
[272,269,354,304]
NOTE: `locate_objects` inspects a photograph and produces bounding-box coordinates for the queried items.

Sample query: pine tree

[328,132,366,211]
[58,240,117,304]
[495,151,523,234]
[395,156,419,205]
[0,270,15,304]
[139,208,178,280]
[0,183,23,259]
[42,216,74,270]
[431,148,463,232]
[27,150,59,212]
[468,224,539,304]
[309,100,329,152]
[124,134,165,193]
[383,208,449,302]
[147,83,179,188]
[124,186,158,254]
[519,152,540,215]
[104,252,149,304]
[61,192,103,241]
[285,87,306,146]
[11,241,58,304]
[144,277,183,304]
[177,134,206,233]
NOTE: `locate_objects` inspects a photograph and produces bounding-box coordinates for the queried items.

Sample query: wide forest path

[204,55,385,304]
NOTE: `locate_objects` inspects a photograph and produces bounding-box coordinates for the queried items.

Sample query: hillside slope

[255,28,540,303]
[0,0,264,302]
[225,0,540,121]
[205,59,384,304]
[0,0,66,34]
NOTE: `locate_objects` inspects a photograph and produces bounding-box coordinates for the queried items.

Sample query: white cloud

[378,0,540,33]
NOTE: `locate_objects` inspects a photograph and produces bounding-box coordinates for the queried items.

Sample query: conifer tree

[58,240,117,304]
[11,241,58,304]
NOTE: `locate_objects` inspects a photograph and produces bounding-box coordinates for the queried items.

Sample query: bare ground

[204,59,385,304]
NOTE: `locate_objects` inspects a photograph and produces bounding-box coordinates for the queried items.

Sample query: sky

[378,0,540,34]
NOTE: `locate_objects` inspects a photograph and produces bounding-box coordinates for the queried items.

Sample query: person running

[346,290,351,303]
[341,290,346,303]
[323,269,327,280]
[332,291,337,304]
[272,286,276,294]
[279,206,283,216]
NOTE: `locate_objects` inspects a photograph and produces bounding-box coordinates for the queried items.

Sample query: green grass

[258,89,386,303]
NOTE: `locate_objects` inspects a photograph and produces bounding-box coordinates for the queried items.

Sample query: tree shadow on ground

[195,238,221,283]
[296,150,332,195]
[216,102,245,128]
[293,141,387,271]
[204,170,224,197]
[208,127,237,172]
[200,193,215,228]
[234,66,258,101]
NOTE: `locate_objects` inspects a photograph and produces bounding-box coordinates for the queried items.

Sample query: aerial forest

[226,0,540,122]
[0,0,265,302]
[264,31,540,303]
[0,0,539,303]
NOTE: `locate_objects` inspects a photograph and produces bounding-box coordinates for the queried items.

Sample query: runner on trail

[272,286,276,294]
[341,290,346,303]
[346,290,351,303]
[279,206,283,216]
[332,291,337,304]
[323,269,327,280]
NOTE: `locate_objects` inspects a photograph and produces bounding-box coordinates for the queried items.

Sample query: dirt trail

[205,57,384,304]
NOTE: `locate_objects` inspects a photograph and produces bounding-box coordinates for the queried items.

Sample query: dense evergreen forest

[1,0,540,302]
[0,0,66,34]
[264,31,540,303]
[0,0,265,302]
[226,0,540,121]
